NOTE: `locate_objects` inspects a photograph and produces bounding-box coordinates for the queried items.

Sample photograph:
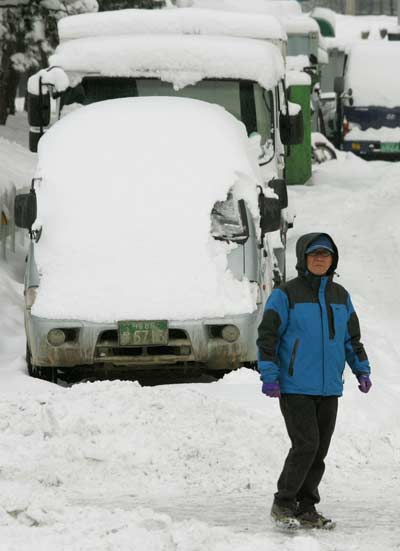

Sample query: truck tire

[26,342,57,383]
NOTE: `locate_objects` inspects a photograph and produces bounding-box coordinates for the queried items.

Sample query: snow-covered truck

[336,41,400,158]
[28,8,303,274]
[20,8,303,381]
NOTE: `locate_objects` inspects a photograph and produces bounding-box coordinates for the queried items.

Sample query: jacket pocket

[288,338,300,377]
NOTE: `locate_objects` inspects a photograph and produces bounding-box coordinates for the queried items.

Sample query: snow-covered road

[1,115,400,550]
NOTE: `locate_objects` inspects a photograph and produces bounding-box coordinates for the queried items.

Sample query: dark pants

[274,394,338,511]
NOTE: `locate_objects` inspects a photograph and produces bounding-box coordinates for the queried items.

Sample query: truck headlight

[221,325,240,343]
[47,329,66,347]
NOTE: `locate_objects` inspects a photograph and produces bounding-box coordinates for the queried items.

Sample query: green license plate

[118,320,168,346]
[381,142,400,153]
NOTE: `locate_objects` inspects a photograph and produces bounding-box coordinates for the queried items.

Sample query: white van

[16,97,289,381]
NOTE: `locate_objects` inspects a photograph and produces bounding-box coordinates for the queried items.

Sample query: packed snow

[32,97,261,322]
[345,126,400,142]
[325,13,397,51]
[188,0,302,17]
[311,7,337,34]
[1,90,400,550]
[50,34,285,91]
[344,42,400,108]
[58,7,286,42]
[27,67,70,96]
[188,0,319,35]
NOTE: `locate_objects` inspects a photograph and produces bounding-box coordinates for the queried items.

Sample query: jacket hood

[295,233,338,276]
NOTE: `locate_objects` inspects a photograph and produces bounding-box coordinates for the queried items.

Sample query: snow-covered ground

[0,113,400,550]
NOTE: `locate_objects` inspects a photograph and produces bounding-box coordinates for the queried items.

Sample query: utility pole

[345,0,356,15]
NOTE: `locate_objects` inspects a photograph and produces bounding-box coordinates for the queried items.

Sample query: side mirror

[259,192,281,234]
[334,76,344,95]
[280,110,304,146]
[14,190,37,230]
[268,179,288,210]
[27,90,51,128]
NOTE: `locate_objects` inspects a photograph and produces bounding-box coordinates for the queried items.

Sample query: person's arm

[257,288,289,383]
[345,294,370,376]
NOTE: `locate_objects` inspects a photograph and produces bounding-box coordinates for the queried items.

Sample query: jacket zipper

[288,338,299,376]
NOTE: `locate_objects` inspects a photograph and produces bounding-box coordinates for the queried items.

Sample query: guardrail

[0,184,24,261]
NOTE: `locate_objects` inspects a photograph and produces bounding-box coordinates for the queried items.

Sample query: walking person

[257,233,372,529]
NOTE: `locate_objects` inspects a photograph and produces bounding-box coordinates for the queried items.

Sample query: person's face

[306,249,333,276]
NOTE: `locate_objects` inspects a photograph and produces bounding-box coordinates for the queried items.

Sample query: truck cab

[336,41,400,158]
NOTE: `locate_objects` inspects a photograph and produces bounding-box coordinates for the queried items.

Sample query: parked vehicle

[21,9,303,381]
[335,41,400,158]
[27,8,303,280]
[17,97,296,382]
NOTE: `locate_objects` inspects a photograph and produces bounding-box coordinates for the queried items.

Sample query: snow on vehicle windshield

[345,42,400,108]
[50,34,284,92]
[32,97,260,322]
[58,7,286,42]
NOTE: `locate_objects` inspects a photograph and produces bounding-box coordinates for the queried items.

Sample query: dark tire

[26,342,36,377]
[26,342,58,383]
[312,143,337,164]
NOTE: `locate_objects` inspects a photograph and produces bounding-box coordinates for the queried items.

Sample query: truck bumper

[27,310,261,372]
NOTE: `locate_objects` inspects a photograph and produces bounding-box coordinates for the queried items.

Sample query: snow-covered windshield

[62,77,274,145]
[33,96,259,322]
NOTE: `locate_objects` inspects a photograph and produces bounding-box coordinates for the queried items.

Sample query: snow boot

[270,502,300,530]
[296,508,336,530]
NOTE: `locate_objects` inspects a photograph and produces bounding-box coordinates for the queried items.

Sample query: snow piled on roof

[188,0,318,34]
[326,14,397,51]
[188,0,301,16]
[50,34,284,91]
[345,42,400,108]
[58,7,286,42]
[311,7,336,33]
[32,97,260,322]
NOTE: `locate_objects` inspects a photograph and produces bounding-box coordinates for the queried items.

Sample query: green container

[285,83,312,186]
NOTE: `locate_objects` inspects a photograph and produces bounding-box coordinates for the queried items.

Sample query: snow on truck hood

[32,97,260,322]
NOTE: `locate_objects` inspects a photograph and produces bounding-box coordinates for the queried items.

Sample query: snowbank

[345,42,400,108]
[50,34,284,92]
[32,97,260,322]
[58,7,286,42]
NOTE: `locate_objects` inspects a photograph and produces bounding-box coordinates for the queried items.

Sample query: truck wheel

[26,342,37,377]
[26,343,58,383]
[39,366,58,383]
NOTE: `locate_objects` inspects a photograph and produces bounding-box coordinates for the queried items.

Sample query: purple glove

[357,374,372,393]
[262,382,281,398]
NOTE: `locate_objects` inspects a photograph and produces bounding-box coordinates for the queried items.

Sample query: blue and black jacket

[257,233,370,396]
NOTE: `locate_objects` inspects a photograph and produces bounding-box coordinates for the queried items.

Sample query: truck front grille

[94,328,192,361]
